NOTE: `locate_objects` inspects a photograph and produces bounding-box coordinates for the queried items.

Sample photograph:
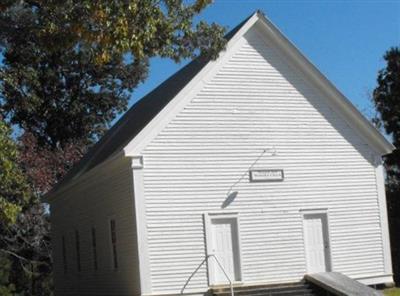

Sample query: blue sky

[127,0,400,121]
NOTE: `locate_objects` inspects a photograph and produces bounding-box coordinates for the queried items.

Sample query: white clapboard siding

[50,157,140,296]
[140,26,384,294]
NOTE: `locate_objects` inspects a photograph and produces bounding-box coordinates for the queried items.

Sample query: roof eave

[42,150,125,203]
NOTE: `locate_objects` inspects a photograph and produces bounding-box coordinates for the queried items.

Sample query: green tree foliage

[0,0,226,148]
[373,47,400,191]
[0,120,30,296]
[0,120,29,225]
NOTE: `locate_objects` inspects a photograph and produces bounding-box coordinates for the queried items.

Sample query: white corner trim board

[130,156,152,294]
[374,158,394,277]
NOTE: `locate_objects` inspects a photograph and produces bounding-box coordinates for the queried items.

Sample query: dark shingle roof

[48,14,252,195]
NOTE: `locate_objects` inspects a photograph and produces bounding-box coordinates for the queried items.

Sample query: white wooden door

[303,213,331,273]
[210,218,240,284]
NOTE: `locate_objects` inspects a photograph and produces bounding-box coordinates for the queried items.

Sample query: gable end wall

[137,25,390,294]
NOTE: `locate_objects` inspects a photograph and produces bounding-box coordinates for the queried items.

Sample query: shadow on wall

[221,191,238,209]
[387,190,400,286]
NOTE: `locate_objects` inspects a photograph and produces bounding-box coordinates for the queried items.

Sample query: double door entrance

[206,212,331,285]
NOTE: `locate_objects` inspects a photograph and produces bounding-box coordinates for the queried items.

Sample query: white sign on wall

[249,169,284,182]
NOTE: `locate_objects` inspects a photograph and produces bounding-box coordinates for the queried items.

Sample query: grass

[384,288,400,296]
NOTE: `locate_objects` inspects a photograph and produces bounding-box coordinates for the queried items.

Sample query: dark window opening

[110,219,118,269]
[62,236,67,274]
[91,227,98,270]
[75,230,81,272]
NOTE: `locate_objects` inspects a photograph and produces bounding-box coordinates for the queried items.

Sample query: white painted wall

[138,24,389,294]
[50,157,140,296]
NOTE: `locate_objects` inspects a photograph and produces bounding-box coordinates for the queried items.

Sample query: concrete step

[253,290,315,296]
[214,287,313,296]
[215,291,314,296]
[212,282,319,296]
[212,282,307,293]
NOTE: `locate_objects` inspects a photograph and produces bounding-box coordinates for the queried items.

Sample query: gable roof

[46,11,395,199]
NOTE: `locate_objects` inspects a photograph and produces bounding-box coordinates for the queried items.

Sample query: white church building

[45,11,395,296]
